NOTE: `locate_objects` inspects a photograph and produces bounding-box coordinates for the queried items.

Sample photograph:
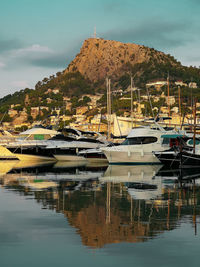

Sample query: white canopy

[19,127,59,137]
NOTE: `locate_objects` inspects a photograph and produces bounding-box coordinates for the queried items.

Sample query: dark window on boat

[50,134,75,141]
[78,138,104,144]
[162,138,170,145]
[122,136,157,145]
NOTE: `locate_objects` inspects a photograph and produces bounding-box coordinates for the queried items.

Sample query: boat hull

[53,154,87,162]
[181,151,200,167]
[103,150,161,165]
[153,150,180,168]
[80,151,108,163]
[15,153,56,162]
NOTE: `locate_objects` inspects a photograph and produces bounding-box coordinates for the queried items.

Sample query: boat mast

[167,73,170,125]
[131,76,133,128]
[107,78,111,140]
[106,182,111,224]
[178,86,181,127]
[193,99,197,154]
[138,89,141,119]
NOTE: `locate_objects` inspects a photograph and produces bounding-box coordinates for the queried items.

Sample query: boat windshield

[121,136,157,145]
[78,138,104,144]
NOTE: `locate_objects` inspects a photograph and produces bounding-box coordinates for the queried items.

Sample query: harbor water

[0,161,200,267]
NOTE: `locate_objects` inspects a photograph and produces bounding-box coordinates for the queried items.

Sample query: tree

[27,115,33,123]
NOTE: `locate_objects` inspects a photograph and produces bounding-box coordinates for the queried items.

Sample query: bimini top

[19,127,59,137]
[127,126,162,139]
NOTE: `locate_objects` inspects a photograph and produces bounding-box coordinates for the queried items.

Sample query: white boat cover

[19,127,59,137]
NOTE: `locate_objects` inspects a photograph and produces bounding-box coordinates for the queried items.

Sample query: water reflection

[0,162,200,248]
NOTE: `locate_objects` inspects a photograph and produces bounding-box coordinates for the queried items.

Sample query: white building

[189,82,197,89]
[146,81,167,89]
[175,81,187,87]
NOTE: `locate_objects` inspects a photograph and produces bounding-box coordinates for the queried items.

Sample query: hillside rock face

[65,38,176,82]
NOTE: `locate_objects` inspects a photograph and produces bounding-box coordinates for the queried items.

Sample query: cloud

[0,38,23,54]
[16,44,53,55]
[29,53,68,68]
[102,18,194,50]
[2,43,66,69]
[10,80,30,89]
[0,62,5,68]
[18,42,81,69]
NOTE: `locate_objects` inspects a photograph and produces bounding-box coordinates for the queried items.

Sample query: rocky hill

[65,38,180,83]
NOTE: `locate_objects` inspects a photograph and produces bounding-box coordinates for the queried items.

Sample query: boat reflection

[0,161,19,177]
[102,165,162,200]
[0,164,200,248]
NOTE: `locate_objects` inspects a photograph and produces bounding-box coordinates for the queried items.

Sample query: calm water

[0,161,200,267]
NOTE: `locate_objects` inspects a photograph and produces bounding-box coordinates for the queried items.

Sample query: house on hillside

[40,106,49,111]
[53,107,61,115]
[146,80,167,90]
[171,107,179,114]
[47,98,52,104]
[66,102,72,111]
[160,106,168,114]
[165,96,175,105]
[31,107,40,118]
[125,86,138,92]
[63,96,71,103]
[2,122,12,130]
[50,115,59,125]
[89,94,103,108]
[11,104,20,108]
[153,96,160,102]
[175,81,188,87]
[45,88,52,94]
[52,88,60,94]
[73,114,87,123]
[88,123,107,132]
[189,82,197,88]
[59,115,72,121]
[8,109,18,118]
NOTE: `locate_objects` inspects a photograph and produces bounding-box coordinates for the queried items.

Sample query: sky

[0,0,200,97]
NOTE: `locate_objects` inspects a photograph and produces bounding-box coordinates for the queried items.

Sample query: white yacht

[48,138,109,161]
[101,125,180,164]
[3,126,59,162]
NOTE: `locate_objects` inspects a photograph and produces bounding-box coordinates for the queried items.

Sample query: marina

[1,1,200,266]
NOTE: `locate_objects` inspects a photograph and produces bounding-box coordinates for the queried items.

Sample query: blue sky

[0,0,200,97]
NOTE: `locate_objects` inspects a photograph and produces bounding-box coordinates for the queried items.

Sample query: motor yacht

[47,136,109,161]
[101,125,181,164]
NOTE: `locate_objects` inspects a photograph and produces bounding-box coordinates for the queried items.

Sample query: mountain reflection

[0,162,200,248]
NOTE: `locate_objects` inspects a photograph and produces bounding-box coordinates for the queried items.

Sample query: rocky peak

[65,38,175,83]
